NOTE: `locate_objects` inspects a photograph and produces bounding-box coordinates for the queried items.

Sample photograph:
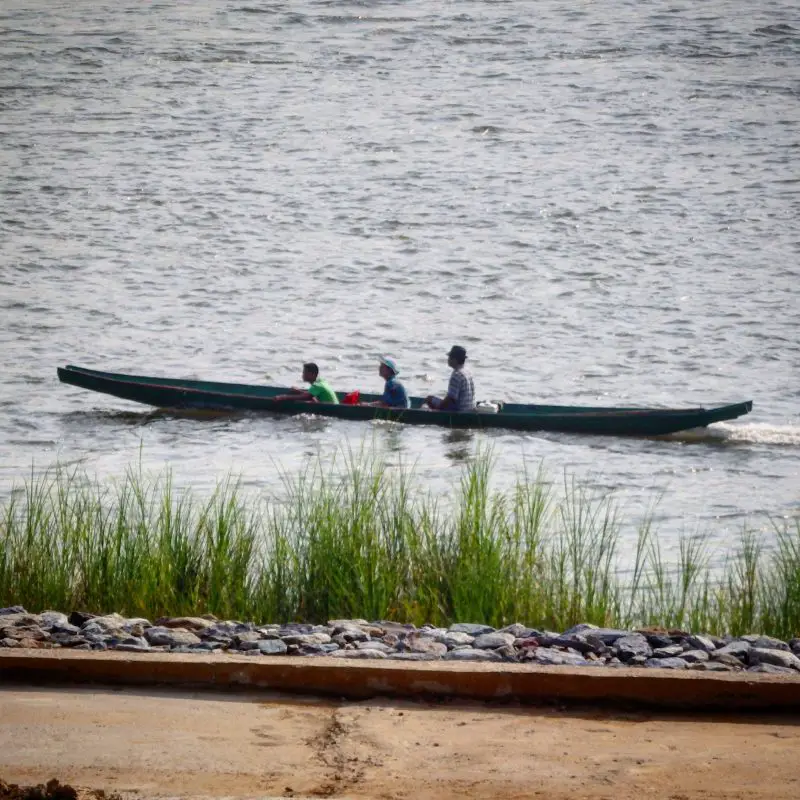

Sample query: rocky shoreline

[2,606,799,674]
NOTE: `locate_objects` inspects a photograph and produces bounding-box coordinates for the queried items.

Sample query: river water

[2,0,798,559]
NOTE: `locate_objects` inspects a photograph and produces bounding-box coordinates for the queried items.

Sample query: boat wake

[667,422,800,446]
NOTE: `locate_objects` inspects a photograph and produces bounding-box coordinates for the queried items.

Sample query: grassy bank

[1,453,798,638]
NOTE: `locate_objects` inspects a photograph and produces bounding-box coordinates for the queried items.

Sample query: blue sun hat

[379,356,399,376]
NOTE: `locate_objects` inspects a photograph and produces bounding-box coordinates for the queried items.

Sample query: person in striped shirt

[425,345,475,412]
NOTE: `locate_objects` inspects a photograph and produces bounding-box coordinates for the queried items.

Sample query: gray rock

[120,636,149,648]
[332,630,369,645]
[233,632,263,647]
[534,632,562,647]
[406,637,447,658]
[370,620,416,635]
[257,639,288,655]
[588,628,630,644]
[91,613,150,632]
[190,642,223,651]
[1,638,19,647]
[49,634,89,648]
[643,633,674,649]
[0,613,40,629]
[144,627,201,647]
[645,657,687,670]
[628,655,649,666]
[80,621,110,637]
[681,649,710,664]
[39,611,70,629]
[114,643,151,653]
[439,631,475,648]
[739,634,765,644]
[652,645,684,658]
[328,618,369,629]
[82,632,111,645]
[289,643,335,655]
[712,652,746,668]
[790,638,800,656]
[278,623,315,635]
[49,622,81,636]
[156,616,213,631]
[419,626,448,638]
[562,623,598,636]
[331,649,387,659]
[749,647,800,671]
[0,606,26,615]
[282,632,332,646]
[447,623,495,636]
[750,636,790,652]
[207,621,252,637]
[714,641,751,659]
[552,633,607,655]
[443,648,502,662]
[356,640,393,653]
[748,663,797,675]
[2,625,49,641]
[514,636,541,650]
[473,632,515,650]
[388,652,441,661]
[531,647,587,666]
[205,635,234,646]
[498,623,536,638]
[614,634,652,661]
[689,661,734,672]
[686,635,716,652]
[495,645,519,661]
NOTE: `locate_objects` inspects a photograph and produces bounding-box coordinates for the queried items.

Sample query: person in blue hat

[363,356,410,408]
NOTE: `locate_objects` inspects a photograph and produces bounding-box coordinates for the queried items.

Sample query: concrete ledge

[2,649,799,712]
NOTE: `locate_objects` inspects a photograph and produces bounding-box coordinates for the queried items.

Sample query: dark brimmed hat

[447,345,467,362]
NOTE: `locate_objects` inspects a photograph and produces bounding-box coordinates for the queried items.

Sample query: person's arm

[426,373,461,410]
[273,388,314,402]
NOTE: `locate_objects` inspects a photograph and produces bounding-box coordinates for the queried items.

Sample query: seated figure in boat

[274,362,339,404]
[424,345,475,412]
[361,356,410,409]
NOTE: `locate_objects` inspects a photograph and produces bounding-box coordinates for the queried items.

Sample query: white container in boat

[475,401,500,414]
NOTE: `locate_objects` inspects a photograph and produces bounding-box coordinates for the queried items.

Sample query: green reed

[1,452,798,639]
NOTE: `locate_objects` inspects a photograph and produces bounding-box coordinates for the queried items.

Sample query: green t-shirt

[308,378,338,404]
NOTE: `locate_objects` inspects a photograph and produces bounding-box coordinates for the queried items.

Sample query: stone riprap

[1,606,799,674]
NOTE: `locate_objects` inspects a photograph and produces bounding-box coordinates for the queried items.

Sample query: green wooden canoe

[57,365,752,437]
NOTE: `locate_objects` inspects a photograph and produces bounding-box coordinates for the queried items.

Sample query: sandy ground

[1,686,799,800]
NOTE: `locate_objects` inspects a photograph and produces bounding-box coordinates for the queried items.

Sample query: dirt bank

[1,686,799,799]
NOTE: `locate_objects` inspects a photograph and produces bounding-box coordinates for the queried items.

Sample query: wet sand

[1,686,799,799]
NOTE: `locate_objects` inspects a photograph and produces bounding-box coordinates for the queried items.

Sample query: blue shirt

[382,377,410,408]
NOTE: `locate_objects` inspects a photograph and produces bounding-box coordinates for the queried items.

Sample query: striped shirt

[447,367,475,412]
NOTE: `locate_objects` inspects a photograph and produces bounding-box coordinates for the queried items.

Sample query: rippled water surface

[2,0,798,554]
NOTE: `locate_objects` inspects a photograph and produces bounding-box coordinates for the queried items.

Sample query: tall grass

[1,453,798,638]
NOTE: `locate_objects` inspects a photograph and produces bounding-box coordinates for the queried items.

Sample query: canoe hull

[57,365,753,437]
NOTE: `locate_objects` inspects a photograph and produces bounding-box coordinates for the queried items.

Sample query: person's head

[302,362,319,383]
[378,356,399,381]
[447,345,467,368]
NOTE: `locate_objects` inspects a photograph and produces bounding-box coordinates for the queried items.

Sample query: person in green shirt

[274,362,339,404]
